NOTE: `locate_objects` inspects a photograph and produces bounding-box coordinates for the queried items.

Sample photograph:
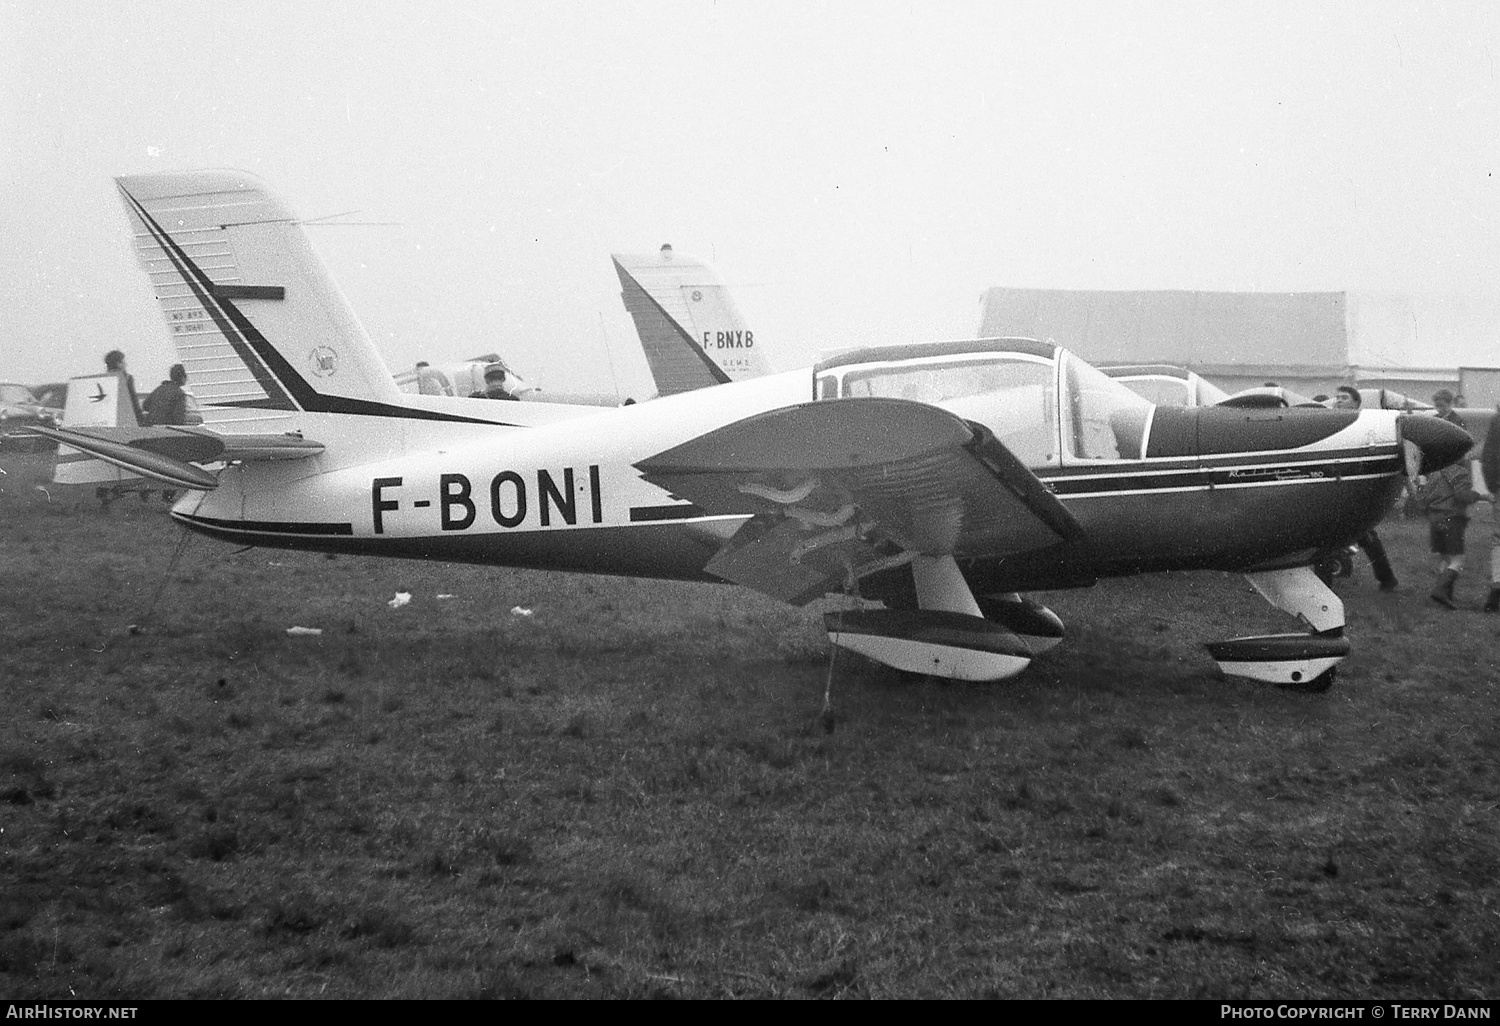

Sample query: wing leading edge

[635,397,1083,604]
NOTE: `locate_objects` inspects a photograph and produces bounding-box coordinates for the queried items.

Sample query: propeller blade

[1402,438,1423,484]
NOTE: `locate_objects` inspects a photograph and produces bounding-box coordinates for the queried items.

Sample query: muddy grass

[1,450,1497,998]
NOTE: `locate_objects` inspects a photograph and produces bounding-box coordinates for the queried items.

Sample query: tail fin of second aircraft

[114,170,404,433]
[612,245,772,396]
[52,372,143,486]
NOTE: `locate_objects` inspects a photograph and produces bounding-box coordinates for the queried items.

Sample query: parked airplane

[393,354,625,407]
[1098,365,1229,407]
[0,382,61,450]
[32,170,1472,691]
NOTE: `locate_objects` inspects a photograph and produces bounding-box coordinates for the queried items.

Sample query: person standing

[142,364,190,426]
[1417,448,1480,609]
[1478,410,1500,612]
[1433,389,1467,430]
[104,349,144,424]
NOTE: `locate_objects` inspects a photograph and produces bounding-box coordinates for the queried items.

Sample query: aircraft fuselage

[171,369,1418,596]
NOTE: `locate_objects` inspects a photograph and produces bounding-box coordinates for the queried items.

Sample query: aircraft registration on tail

[32,170,1473,691]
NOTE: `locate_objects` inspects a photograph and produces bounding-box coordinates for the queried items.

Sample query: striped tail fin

[612,245,772,397]
[115,170,404,432]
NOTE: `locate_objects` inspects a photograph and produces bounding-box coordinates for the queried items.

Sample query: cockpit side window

[817,374,839,400]
[1120,377,1190,407]
[1063,354,1153,462]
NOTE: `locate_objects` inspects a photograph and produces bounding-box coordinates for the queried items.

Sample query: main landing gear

[1204,567,1349,691]
[824,555,1054,682]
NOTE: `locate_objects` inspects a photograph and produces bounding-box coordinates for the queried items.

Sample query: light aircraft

[1098,365,1230,408]
[393,354,625,407]
[1,382,60,450]
[32,170,1473,691]
[49,371,204,502]
[394,353,533,399]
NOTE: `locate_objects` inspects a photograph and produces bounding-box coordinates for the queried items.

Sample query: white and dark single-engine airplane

[31,170,1472,691]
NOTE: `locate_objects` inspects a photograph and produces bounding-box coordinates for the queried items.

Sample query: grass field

[1,449,1497,998]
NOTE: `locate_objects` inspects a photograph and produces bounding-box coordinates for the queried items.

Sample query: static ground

[1,450,1497,998]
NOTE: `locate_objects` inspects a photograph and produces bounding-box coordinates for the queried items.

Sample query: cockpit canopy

[814,339,1154,468]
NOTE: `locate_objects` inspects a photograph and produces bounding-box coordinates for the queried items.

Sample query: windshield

[840,355,1060,466]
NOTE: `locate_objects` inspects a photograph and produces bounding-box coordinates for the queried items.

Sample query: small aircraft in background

[32,170,1473,691]
[0,382,62,451]
[394,353,533,400]
[1097,365,1230,408]
[393,354,625,407]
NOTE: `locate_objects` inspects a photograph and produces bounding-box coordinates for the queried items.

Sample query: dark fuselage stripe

[629,503,708,522]
[1045,457,1402,495]
[176,513,353,536]
[1037,445,1400,478]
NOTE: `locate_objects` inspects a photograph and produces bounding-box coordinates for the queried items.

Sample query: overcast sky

[2,0,1497,395]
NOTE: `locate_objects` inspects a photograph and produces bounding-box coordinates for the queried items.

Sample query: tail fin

[52,372,141,485]
[114,170,403,432]
[60,373,138,429]
[612,245,772,396]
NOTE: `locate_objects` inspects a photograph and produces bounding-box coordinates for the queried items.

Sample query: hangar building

[976,288,1500,405]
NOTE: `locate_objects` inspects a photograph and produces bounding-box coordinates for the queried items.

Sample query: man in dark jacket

[468,363,518,400]
[1433,389,1467,429]
[142,364,189,426]
[1417,451,1480,609]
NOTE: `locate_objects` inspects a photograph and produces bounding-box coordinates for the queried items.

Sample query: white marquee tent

[976,288,1500,402]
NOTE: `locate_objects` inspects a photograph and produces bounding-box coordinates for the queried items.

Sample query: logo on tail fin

[309,346,339,378]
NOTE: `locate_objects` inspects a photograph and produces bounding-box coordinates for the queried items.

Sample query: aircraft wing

[635,398,1083,604]
[30,425,325,491]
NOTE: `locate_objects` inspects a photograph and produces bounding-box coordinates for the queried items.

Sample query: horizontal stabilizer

[170,426,326,462]
[30,426,220,491]
[38,424,324,463]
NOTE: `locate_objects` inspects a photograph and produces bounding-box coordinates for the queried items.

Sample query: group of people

[104,350,192,427]
[1318,385,1500,613]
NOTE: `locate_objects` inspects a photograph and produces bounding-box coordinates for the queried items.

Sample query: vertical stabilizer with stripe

[115,170,403,434]
[612,246,772,396]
